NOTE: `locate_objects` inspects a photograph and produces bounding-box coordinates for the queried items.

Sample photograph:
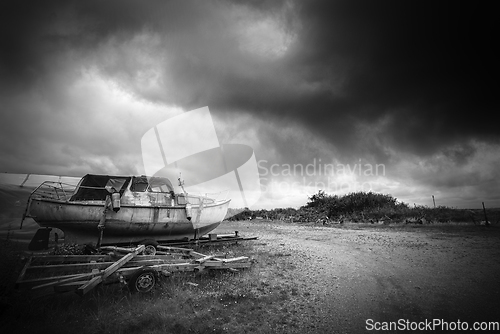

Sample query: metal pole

[96,195,110,248]
[482,202,490,226]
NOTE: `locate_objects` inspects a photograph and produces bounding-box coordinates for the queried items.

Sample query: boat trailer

[150,231,258,248]
[16,244,252,296]
[28,228,258,252]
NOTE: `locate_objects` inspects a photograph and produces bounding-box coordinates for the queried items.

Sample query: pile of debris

[16,244,252,296]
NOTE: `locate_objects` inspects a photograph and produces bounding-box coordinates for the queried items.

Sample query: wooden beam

[16,256,32,287]
[30,255,110,264]
[132,255,187,260]
[26,262,114,273]
[194,255,215,264]
[189,251,207,259]
[17,272,90,289]
[31,273,96,290]
[204,262,251,269]
[77,276,102,296]
[212,256,249,263]
[100,246,139,253]
[157,245,193,253]
[101,245,145,280]
[53,280,90,293]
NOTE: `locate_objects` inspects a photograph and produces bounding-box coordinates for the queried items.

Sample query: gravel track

[215,221,500,333]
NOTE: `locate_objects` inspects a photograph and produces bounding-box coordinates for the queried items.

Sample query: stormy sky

[1,0,498,209]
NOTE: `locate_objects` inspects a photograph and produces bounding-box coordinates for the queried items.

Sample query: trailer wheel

[140,239,158,255]
[129,269,157,293]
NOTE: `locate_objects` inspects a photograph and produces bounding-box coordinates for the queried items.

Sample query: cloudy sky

[1,0,498,209]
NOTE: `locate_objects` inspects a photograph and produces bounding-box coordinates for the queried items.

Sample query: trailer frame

[16,244,252,296]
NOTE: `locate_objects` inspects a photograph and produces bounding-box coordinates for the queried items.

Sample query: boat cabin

[70,174,186,207]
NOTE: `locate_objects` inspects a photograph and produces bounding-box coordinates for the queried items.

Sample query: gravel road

[215,221,500,333]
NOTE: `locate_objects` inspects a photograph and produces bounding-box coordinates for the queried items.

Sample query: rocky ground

[214,221,500,333]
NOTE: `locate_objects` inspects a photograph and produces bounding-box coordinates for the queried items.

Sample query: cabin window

[130,176,175,194]
[70,175,131,201]
[130,176,149,192]
[149,184,170,193]
[148,176,175,193]
[176,194,187,205]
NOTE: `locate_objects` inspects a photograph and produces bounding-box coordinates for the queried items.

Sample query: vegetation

[0,241,301,334]
[227,191,500,225]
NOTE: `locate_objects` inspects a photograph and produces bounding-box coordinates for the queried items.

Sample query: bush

[305,190,408,219]
[226,190,500,225]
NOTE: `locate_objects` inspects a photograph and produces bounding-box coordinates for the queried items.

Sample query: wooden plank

[201,261,223,267]
[116,263,198,277]
[31,273,96,290]
[26,257,192,276]
[204,262,251,269]
[213,233,237,238]
[101,245,145,280]
[17,272,89,288]
[26,262,114,273]
[133,254,187,260]
[77,276,102,296]
[189,251,207,259]
[128,258,189,266]
[16,256,32,286]
[195,255,215,264]
[30,255,110,263]
[156,234,257,247]
[156,245,193,253]
[25,258,189,274]
[212,256,249,263]
[53,280,90,293]
[33,253,186,262]
[100,246,138,253]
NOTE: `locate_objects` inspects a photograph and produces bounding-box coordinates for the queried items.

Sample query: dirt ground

[214,220,500,333]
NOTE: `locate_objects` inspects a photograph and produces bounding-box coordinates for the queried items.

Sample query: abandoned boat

[22,174,230,246]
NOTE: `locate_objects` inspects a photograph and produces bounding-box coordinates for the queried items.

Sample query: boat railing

[29,181,78,202]
[204,190,230,202]
[186,190,229,205]
[186,195,206,205]
[21,181,78,229]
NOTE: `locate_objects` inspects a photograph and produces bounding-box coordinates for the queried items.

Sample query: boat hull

[28,198,230,245]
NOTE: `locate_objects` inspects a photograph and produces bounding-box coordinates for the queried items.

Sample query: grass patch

[0,241,301,334]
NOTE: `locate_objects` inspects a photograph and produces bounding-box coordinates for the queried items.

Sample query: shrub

[225,190,500,225]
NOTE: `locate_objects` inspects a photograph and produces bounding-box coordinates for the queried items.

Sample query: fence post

[482,202,490,226]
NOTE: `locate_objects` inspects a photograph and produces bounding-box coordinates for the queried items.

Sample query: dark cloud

[200,0,498,161]
[274,0,498,157]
